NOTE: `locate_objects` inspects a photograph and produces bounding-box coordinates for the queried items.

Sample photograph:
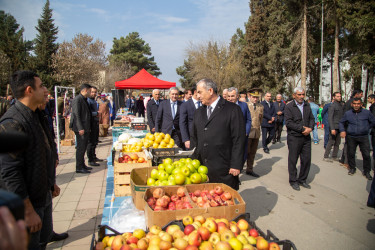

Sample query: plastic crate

[152,153,192,166]
[150,147,180,157]
[131,123,147,130]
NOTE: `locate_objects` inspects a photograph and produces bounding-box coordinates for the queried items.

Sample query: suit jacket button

[204,143,208,147]
[204,128,207,131]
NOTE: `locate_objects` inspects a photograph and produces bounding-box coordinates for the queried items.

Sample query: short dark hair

[368,94,375,99]
[353,97,362,102]
[351,89,363,98]
[10,71,39,99]
[184,89,192,94]
[190,86,197,94]
[332,92,341,97]
[91,86,97,90]
[80,84,91,91]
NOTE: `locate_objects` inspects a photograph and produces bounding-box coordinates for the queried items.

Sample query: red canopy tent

[115,68,176,89]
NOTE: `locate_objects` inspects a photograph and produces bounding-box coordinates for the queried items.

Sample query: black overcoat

[191,97,246,190]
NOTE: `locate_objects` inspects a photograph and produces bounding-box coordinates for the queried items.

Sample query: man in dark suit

[70,84,92,173]
[272,94,285,143]
[155,87,183,148]
[180,86,201,150]
[321,100,332,148]
[227,87,252,162]
[147,89,162,133]
[86,86,102,166]
[183,89,192,102]
[284,87,315,191]
[192,79,246,190]
[136,96,145,117]
[261,92,276,153]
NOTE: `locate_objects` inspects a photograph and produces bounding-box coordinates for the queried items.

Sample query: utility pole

[319,0,324,104]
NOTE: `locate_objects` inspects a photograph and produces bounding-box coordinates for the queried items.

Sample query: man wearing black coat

[136,96,145,117]
[272,94,285,143]
[261,92,276,153]
[0,71,55,249]
[147,89,162,133]
[70,84,92,173]
[155,87,183,148]
[180,86,201,150]
[284,87,315,191]
[192,79,246,190]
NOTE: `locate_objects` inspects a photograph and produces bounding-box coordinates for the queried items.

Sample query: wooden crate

[113,152,151,173]
[61,139,74,146]
[114,172,131,185]
[114,184,131,197]
[114,120,130,127]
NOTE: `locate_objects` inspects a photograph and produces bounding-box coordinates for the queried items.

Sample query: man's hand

[340,131,346,138]
[271,117,275,121]
[331,130,336,135]
[52,184,60,198]
[268,120,273,124]
[277,111,282,115]
[151,128,155,133]
[302,126,312,136]
[24,199,41,233]
[79,130,84,136]
[184,141,190,149]
[0,207,27,250]
[229,168,240,176]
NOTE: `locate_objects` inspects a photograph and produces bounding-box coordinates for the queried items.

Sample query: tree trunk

[330,56,333,97]
[368,68,374,95]
[332,12,340,92]
[301,0,308,90]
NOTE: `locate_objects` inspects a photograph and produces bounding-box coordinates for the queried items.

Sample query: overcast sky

[0,0,250,86]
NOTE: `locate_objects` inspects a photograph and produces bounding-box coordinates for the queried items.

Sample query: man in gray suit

[70,84,92,173]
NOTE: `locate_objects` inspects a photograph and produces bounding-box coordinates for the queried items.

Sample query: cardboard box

[130,167,157,210]
[143,184,245,228]
[60,139,74,146]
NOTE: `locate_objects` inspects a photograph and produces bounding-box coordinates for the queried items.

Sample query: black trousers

[347,135,371,173]
[58,116,65,140]
[324,129,341,158]
[87,121,99,162]
[75,131,90,170]
[287,135,311,184]
[262,126,275,149]
[273,121,283,142]
[171,130,183,149]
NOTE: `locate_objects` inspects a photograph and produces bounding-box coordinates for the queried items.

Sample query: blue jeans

[28,192,53,250]
[312,124,319,143]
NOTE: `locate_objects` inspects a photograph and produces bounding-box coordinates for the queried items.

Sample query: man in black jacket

[339,98,375,180]
[323,92,344,161]
[261,92,276,153]
[86,86,102,166]
[284,87,315,191]
[70,84,92,173]
[180,86,200,150]
[272,94,285,143]
[147,89,162,133]
[192,79,245,190]
[368,94,375,166]
[0,71,54,249]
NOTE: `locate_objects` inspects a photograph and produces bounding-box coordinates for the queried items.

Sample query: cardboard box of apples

[143,184,246,229]
[114,152,152,173]
[93,212,296,250]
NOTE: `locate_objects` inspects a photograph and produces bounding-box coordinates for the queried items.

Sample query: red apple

[184,224,195,235]
[147,197,156,207]
[174,238,188,250]
[153,188,165,199]
[183,202,193,209]
[197,226,211,241]
[202,219,217,233]
[230,224,240,236]
[177,187,186,197]
[187,231,201,247]
[249,228,259,237]
[214,186,224,195]
[221,192,232,201]
[215,241,231,250]
[154,205,166,211]
[237,219,249,231]
[269,242,281,250]
[194,215,205,224]
[111,235,125,250]
[126,236,138,245]
[159,240,172,250]
[171,194,179,202]
[186,245,198,250]
[199,241,214,250]
[256,237,269,250]
[168,201,176,210]
[193,190,201,197]
[217,222,228,234]
[156,197,169,208]
[161,195,171,203]
[209,200,219,207]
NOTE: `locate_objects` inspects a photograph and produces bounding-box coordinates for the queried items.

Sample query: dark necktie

[207,106,212,119]
[197,101,201,108]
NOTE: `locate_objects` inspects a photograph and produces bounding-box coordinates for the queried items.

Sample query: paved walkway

[47,129,375,250]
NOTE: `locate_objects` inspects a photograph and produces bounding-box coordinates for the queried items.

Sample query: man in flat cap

[245,89,264,177]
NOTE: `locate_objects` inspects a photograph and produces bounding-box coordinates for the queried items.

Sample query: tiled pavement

[47,134,113,250]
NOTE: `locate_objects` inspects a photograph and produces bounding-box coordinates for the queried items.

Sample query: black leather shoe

[94,158,104,162]
[272,141,276,144]
[76,169,91,174]
[348,169,356,175]
[263,148,270,154]
[246,171,260,178]
[88,162,100,166]
[364,172,373,180]
[299,182,311,189]
[49,232,69,242]
[291,183,300,191]
[84,166,93,170]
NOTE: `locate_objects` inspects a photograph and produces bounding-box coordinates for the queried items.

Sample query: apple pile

[95,216,280,250]
[147,158,208,186]
[147,187,194,211]
[118,153,146,164]
[188,186,234,208]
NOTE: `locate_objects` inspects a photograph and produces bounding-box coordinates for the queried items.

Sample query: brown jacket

[247,102,264,139]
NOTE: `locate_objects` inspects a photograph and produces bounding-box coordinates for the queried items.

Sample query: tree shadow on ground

[239,186,278,221]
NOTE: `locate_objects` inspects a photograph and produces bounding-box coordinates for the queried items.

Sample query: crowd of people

[0,71,374,249]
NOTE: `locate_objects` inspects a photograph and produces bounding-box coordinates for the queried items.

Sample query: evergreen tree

[34,0,58,90]
[109,32,161,76]
[176,56,195,89]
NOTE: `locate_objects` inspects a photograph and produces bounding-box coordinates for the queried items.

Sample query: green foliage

[176,56,195,90]
[109,32,161,77]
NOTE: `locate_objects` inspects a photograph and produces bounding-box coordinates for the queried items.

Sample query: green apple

[180,166,191,177]
[174,173,185,185]
[192,159,201,169]
[184,177,191,185]
[161,180,168,186]
[167,179,176,186]
[172,168,182,176]
[186,163,196,174]
[158,170,169,181]
[179,158,186,163]
[164,164,175,174]
[190,173,202,184]
[200,173,208,183]
[198,165,208,175]
[155,180,161,186]
[185,158,193,164]
[168,175,176,182]
[151,169,159,180]
[158,163,165,171]
[147,178,156,186]
[163,158,173,165]
[173,161,181,168]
